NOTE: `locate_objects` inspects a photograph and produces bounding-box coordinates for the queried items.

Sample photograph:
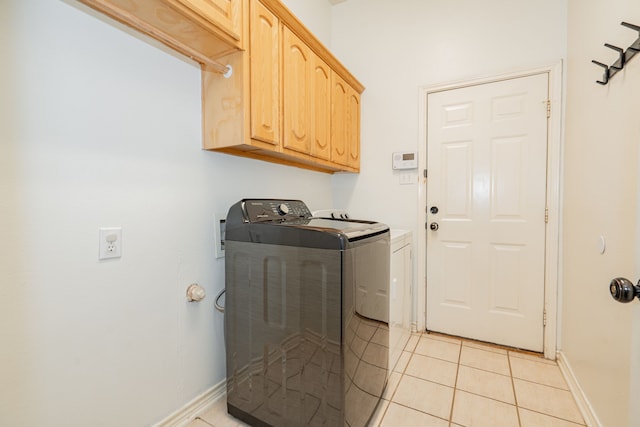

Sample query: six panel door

[426,73,549,352]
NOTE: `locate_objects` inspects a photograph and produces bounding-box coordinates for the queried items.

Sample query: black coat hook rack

[592,22,640,85]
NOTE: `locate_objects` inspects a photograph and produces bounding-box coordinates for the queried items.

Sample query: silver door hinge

[543,309,547,326]
[424,169,428,178]
[544,208,549,223]
[546,100,551,118]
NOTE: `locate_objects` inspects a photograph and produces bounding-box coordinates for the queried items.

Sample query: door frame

[416,62,564,359]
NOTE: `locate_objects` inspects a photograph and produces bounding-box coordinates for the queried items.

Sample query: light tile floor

[189,332,585,427]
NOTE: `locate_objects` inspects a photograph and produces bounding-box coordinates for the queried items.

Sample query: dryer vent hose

[215,289,226,313]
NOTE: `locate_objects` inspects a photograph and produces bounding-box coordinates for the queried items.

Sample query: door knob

[609,277,640,303]
[430,222,439,231]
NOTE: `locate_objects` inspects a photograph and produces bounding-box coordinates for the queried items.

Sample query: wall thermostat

[392,151,418,170]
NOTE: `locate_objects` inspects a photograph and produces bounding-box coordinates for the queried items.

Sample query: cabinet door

[174,0,242,41]
[282,27,311,154]
[311,56,331,161]
[250,0,279,146]
[331,73,348,166]
[347,87,360,169]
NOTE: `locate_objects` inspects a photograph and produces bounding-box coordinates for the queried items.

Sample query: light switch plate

[399,173,417,185]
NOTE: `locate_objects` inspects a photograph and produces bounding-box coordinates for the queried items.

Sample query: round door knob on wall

[609,277,640,303]
[430,223,439,231]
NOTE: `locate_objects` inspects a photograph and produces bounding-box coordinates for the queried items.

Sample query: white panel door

[426,74,549,352]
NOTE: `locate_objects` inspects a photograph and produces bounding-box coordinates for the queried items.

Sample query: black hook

[591,21,640,85]
[621,22,640,33]
[621,22,640,55]
[591,60,610,85]
[604,44,625,69]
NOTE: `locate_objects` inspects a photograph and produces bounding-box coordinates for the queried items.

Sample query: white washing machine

[389,229,412,371]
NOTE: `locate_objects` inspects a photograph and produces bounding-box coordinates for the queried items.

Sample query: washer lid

[288,218,389,241]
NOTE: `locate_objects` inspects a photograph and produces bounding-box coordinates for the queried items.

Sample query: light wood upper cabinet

[172,0,242,42]
[202,0,364,173]
[282,27,312,155]
[311,57,331,161]
[331,73,349,166]
[347,88,361,169]
[331,72,361,168]
[249,0,279,146]
[79,0,243,66]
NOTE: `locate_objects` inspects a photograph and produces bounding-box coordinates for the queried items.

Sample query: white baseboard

[556,351,602,427]
[153,379,226,427]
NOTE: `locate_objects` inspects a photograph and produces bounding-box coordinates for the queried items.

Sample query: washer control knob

[277,203,290,215]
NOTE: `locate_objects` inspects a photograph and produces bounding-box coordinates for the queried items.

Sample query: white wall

[563,1,640,426]
[0,1,333,425]
[281,0,332,48]
[329,0,568,230]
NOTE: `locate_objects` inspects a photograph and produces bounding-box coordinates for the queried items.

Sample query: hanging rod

[202,59,233,77]
[157,34,233,77]
[592,21,640,85]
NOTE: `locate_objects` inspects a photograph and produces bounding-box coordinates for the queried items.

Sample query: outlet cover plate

[99,227,122,260]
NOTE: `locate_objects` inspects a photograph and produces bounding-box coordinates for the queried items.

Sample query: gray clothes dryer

[224,199,390,427]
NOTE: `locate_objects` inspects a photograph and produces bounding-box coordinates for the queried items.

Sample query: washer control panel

[243,199,311,222]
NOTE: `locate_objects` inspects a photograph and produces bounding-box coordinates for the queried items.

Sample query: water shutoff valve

[186,284,206,302]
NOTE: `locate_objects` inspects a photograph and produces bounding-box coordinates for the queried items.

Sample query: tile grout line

[194,416,216,427]
[513,375,572,391]
[447,336,463,427]
[507,352,522,427]
[516,408,588,426]
[455,361,512,379]
[383,401,452,424]
[375,331,417,426]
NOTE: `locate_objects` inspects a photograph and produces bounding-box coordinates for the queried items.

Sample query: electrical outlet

[99,227,122,260]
